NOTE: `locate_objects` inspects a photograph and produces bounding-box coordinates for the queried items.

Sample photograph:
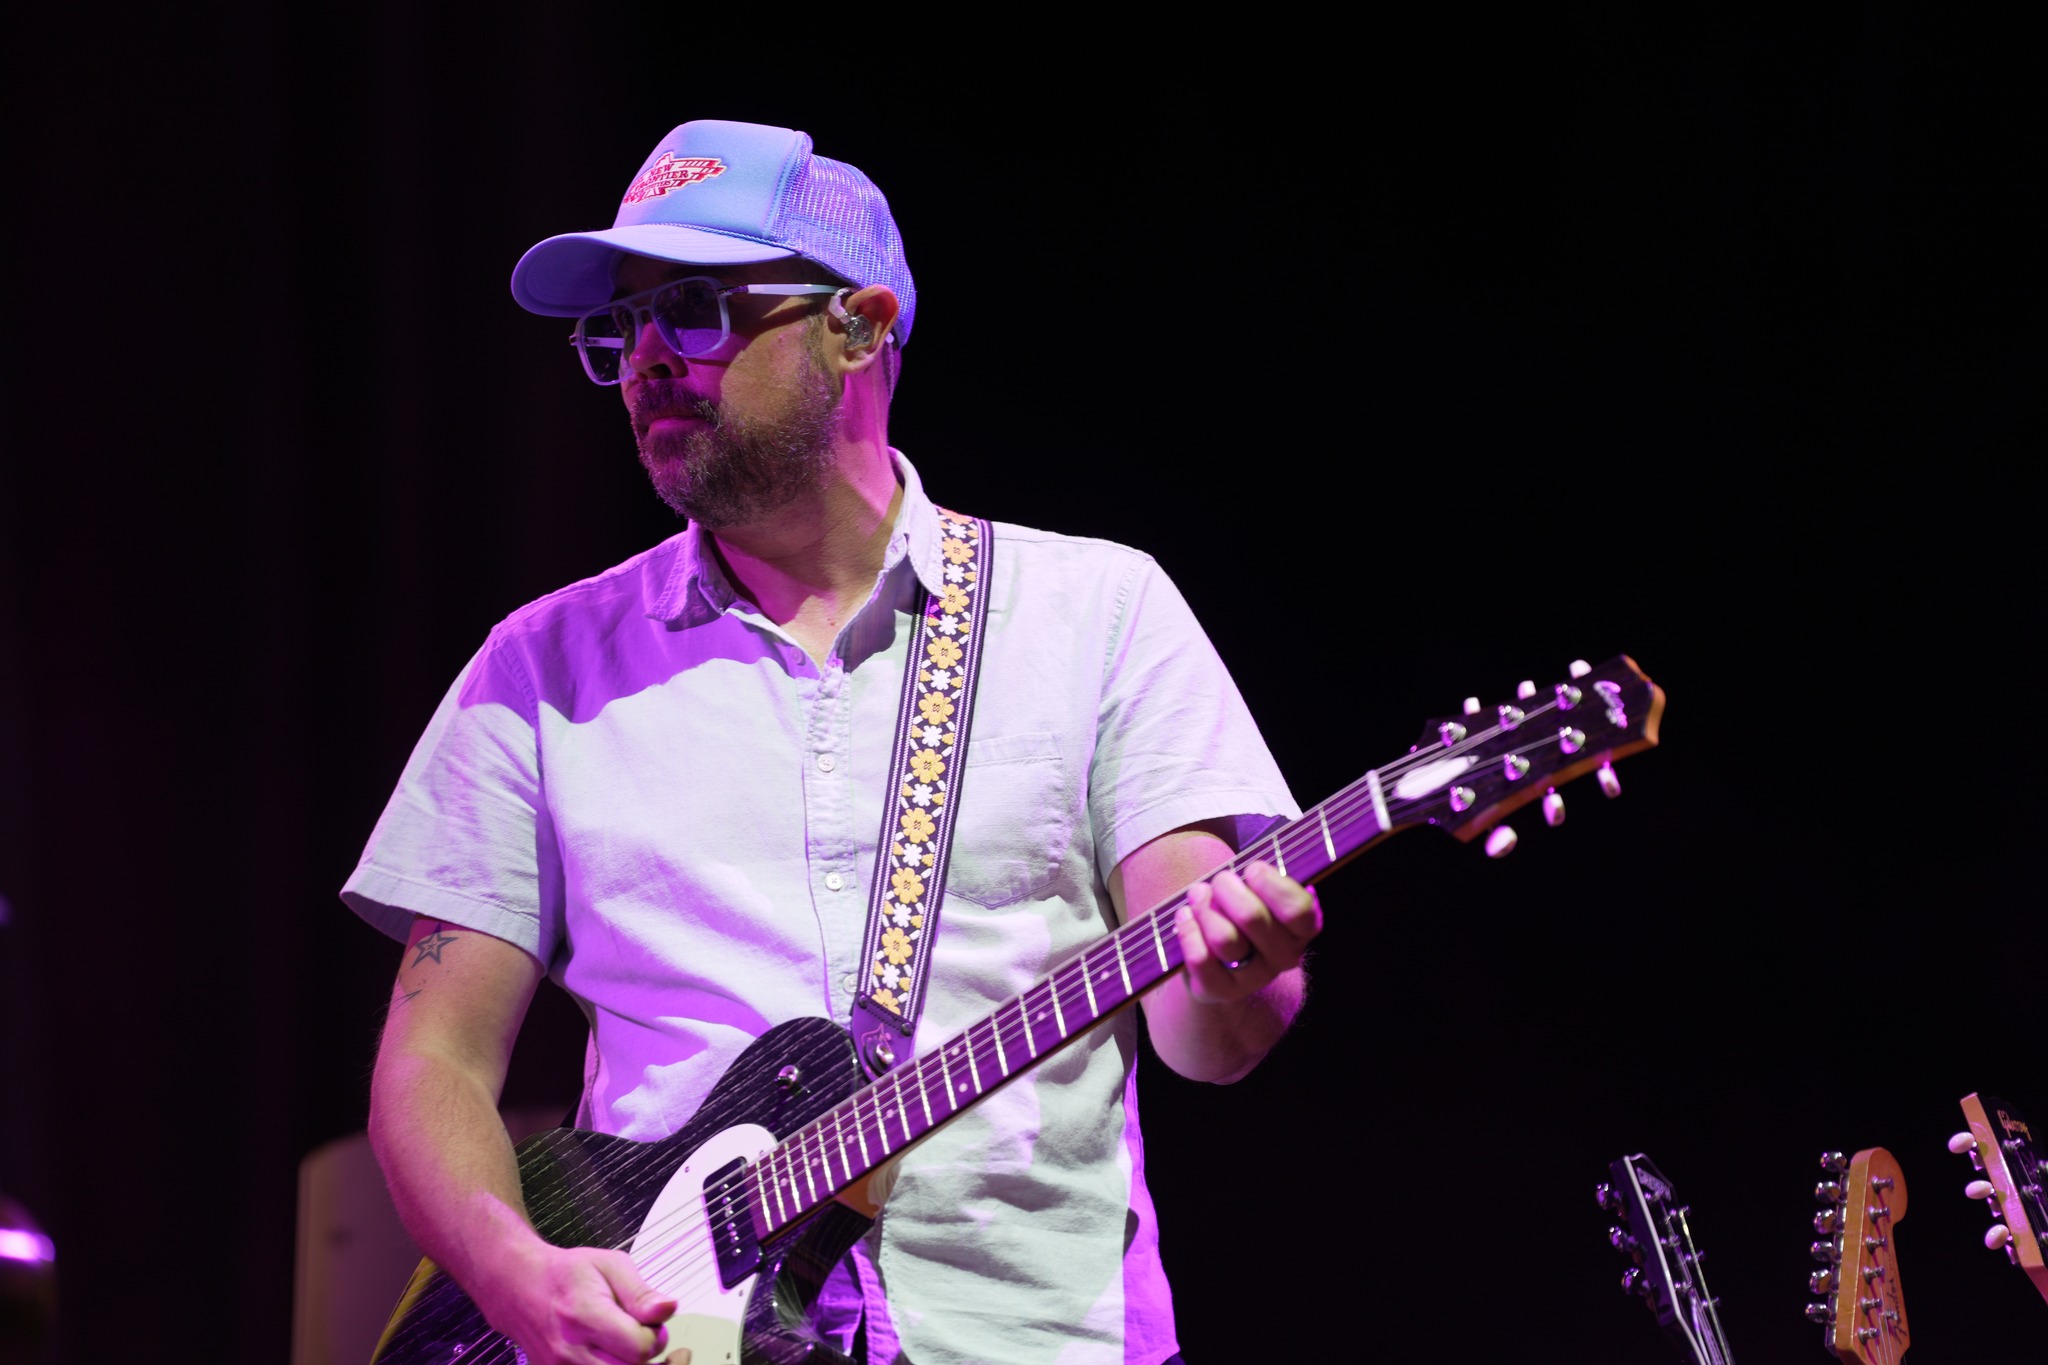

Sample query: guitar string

[565,692,1629,1293]
[619,700,1612,1280]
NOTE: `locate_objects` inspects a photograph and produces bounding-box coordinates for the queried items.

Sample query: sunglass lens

[653,279,724,357]
[577,310,629,383]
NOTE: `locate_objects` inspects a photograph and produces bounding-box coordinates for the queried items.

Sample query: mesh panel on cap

[775,153,917,343]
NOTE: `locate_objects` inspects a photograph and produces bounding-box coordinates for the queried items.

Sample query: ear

[829,284,900,374]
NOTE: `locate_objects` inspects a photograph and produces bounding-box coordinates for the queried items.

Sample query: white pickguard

[633,1123,777,1365]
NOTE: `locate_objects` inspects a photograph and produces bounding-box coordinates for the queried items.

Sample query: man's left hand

[1175,860,1322,1005]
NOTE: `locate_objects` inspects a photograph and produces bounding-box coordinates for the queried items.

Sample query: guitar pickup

[708,1157,763,1289]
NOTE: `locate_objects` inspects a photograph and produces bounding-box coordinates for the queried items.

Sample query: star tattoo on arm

[411,931,459,967]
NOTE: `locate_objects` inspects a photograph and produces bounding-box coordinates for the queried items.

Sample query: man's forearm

[1143,962,1308,1084]
[365,920,670,1363]
[368,1047,548,1297]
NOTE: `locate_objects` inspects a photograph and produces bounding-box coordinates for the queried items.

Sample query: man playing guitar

[344,118,1320,1365]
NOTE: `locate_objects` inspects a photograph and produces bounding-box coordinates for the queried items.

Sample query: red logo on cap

[622,154,727,205]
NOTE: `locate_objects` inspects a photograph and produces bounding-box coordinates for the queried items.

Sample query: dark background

[1,5,2039,1361]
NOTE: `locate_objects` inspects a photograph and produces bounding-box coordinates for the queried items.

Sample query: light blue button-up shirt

[344,454,1298,1363]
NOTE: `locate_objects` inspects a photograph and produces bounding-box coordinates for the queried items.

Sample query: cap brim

[511,225,797,316]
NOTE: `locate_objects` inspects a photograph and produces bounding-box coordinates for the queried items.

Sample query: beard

[628,334,840,529]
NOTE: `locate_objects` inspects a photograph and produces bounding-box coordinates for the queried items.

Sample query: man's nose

[627,313,685,380]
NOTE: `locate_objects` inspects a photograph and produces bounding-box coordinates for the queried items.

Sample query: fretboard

[742,763,1400,1241]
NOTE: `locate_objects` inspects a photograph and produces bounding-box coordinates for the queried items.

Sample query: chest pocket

[942,731,1072,908]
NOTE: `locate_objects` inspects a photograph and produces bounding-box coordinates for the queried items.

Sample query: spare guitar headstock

[1598,1153,1735,1364]
[1950,1092,2048,1306]
[1392,655,1664,857]
[1807,1148,1910,1361]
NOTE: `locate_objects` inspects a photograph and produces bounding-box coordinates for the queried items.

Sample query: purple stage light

[0,1227,55,1264]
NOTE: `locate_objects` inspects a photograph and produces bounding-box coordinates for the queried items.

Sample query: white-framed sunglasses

[568,275,844,385]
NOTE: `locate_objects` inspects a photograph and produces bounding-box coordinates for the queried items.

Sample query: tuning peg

[1810,1268,1836,1295]
[1816,1181,1844,1203]
[1811,1239,1841,1264]
[1569,659,1592,678]
[1516,679,1537,700]
[1988,1223,2014,1253]
[1967,1179,1998,1202]
[1462,696,1481,716]
[1620,1267,1650,1296]
[1821,1151,1848,1172]
[1608,1226,1637,1253]
[1596,760,1621,799]
[1542,789,1566,827]
[1814,1209,1839,1234]
[1596,1182,1623,1215]
[1805,1302,1835,1323]
[1950,1131,1985,1169]
[1485,826,1518,858]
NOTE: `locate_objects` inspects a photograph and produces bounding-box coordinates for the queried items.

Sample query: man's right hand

[474,1241,680,1365]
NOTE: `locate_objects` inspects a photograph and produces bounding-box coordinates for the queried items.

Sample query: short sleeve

[1087,557,1300,882]
[339,633,563,966]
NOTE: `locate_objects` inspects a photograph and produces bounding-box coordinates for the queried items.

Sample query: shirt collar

[644,449,948,626]
[892,452,950,600]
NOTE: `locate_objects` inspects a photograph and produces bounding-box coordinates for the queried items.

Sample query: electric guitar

[1598,1153,1735,1364]
[374,655,1666,1365]
[1807,1147,1910,1361]
[1949,1092,2048,1306]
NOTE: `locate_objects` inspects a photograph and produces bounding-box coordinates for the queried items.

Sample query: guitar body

[373,1017,874,1365]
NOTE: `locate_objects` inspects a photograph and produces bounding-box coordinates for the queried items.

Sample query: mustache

[629,380,719,437]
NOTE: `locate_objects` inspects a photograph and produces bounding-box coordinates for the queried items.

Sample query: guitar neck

[744,654,1663,1242]
[743,780,1389,1241]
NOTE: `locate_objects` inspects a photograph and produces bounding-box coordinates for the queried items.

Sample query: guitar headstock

[1598,1153,1735,1364]
[1808,1148,1910,1362]
[1390,654,1664,851]
[1950,1092,2048,1305]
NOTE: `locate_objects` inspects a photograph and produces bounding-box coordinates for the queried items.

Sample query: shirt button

[817,752,836,773]
[824,872,845,892]
[843,973,857,992]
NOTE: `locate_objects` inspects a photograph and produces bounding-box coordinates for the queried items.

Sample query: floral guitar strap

[849,508,994,1081]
